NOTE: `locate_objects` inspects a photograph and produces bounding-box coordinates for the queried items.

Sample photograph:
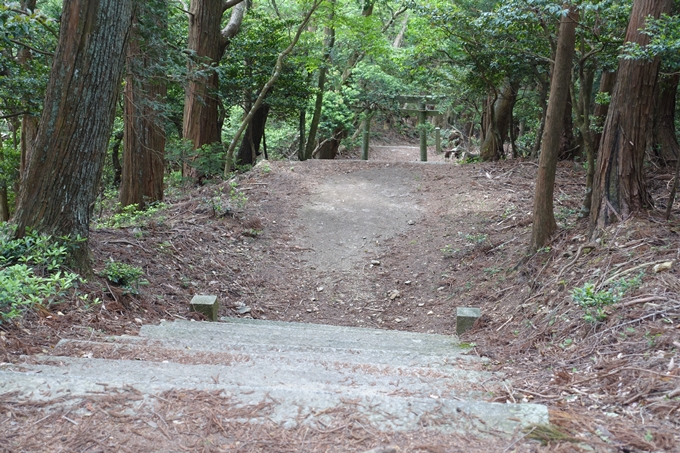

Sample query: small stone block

[190,295,218,321]
[456,307,481,335]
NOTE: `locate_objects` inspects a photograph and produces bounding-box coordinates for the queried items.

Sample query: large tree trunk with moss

[590,0,673,233]
[652,75,679,166]
[13,0,134,271]
[235,104,270,166]
[182,0,245,176]
[530,8,578,252]
[120,2,167,210]
[480,80,517,161]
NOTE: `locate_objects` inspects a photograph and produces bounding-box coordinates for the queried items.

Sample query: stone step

[140,319,464,357]
[0,319,550,436]
[0,355,547,434]
[50,338,491,391]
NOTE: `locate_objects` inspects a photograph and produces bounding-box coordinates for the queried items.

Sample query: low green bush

[100,261,146,295]
[571,274,643,323]
[0,224,81,322]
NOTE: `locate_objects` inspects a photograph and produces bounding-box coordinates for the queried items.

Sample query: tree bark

[558,88,577,160]
[13,0,134,270]
[235,103,270,166]
[111,130,124,187]
[590,0,673,234]
[120,1,167,210]
[530,8,578,252]
[531,77,549,157]
[182,0,245,176]
[592,71,617,157]
[480,80,517,161]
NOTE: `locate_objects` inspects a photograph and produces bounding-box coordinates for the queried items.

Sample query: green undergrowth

[94,201,168,229]
[0,224,82,322]
[571,273,643,323]
[100,260,147,295]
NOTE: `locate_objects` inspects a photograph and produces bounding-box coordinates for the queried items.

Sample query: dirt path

[242,146,513,335]
[4,143,679,452]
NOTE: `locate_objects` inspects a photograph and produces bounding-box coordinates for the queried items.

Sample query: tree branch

[8,38,54,56]
[220,1,246,48]
[0,111,31,120]
[224,0,324,175]
[223,0,246,13]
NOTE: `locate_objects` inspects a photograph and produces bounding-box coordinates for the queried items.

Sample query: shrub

[101,261,146,295]
[571,274,643,323]
[0,224,81,322]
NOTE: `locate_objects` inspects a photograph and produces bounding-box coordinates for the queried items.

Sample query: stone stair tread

[0,319,549,436]
[51,338,487,380]
[140,319,464,356]
[0,357,546,433]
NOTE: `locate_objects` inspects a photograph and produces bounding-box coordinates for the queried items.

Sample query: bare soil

[1,143,679,452]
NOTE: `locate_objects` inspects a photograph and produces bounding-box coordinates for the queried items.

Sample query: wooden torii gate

[362,95,444,162]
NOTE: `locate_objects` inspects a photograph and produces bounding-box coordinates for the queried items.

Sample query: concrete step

[141,318,465,357]
[51,338,489,385]
[0,355,546,434]
[0,319,549,436]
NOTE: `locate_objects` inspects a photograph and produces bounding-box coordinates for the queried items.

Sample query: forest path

[2,146,553,452]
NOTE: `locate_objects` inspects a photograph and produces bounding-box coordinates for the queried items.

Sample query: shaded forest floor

[2,143,680,452]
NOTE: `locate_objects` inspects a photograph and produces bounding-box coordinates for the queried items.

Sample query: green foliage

[623,13,680,71]
[95,202,167,229]
[0,224,81,322]
[220,10,311,117]
[0,2,58,117]
[100,261,145,295]
[571,274,643,323]
[464,232,488,244]
[0,134,20,211]
[460,154,482,164]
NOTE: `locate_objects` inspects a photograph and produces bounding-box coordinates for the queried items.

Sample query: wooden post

[419,102,427,162]
[361,109,371,160]
[435,127,441,154]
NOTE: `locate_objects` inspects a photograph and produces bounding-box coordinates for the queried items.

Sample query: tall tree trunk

[298,109,306,161]
[652,75,679,165]
[224,0,323,175]
[392,12,409,48]
[18,0,39,181]
[235,104,270,166]
[0,132,9,221]
[530,8,578,252]
[590,0,673,233]
[480,80,517,161]
[120,1,167,210]
[531,77,549,157]
[13,0,134,271]
[111,130,124,187]
[305,9,335,160]
[592,71,617,157]
[572,63,595,218]
[182,0,245,177]
[558,88,577,160]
